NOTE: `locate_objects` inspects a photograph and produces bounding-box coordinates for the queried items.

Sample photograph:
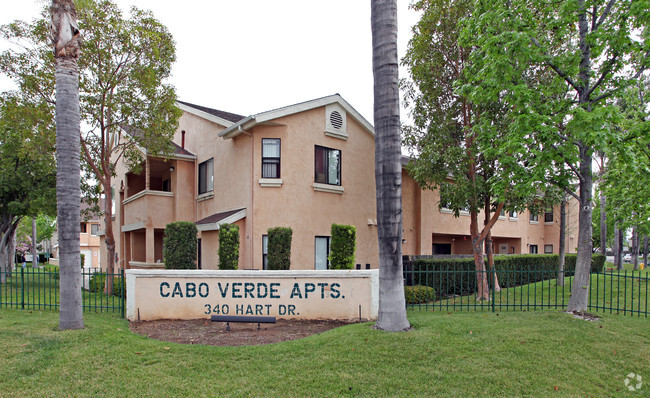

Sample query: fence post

[21,266,25,309]
[491,266,496,313]
[121,268,125,318]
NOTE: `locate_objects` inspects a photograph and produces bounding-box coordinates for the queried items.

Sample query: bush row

[88,273,125,297]
[407,254,606,299]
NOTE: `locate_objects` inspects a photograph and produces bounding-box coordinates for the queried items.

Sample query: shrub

[267,227,292,270]
[218,223,240,270]
[405,285,435,304]
[89,273,106,293]
[163,221,197,269]
[113,276,126,297]
[329,224,356,270]
[409,253,606,299]
[80,253,85,268]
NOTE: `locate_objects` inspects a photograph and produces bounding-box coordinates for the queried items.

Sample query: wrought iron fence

[0,266,125,317]
[404,264,648,318]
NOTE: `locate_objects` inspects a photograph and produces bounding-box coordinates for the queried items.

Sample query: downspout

[239,126,255,269]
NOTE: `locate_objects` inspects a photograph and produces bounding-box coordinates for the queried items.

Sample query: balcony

[122,190,174,230]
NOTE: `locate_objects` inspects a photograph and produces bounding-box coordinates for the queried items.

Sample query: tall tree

[51,0,83,330]
[0,95,56,283]
[1,0,180,288]
[461,0,648,312]
[371,0,410,332]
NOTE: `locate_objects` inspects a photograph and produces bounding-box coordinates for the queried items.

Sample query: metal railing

[0,266,125,317]
[404,265,648,317]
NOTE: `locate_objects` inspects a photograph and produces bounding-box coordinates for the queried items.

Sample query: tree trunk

[9,226,16,271]
[103,178,115,293]
[558,198,566,286]
[617,225,624,270]
[471,211,490,300]
[53,0,84,330]
[484,199,500,291]
[631,226,638,270]
[599,193,606,255]
[32,218,39,268]
[643,235,648,268]
[566,148,593,313]
[371,0,410,332]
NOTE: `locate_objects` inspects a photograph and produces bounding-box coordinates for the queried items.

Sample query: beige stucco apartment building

[103,94,578,271]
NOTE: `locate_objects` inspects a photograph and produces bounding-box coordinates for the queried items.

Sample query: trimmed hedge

[218,223,240,270]
[408,253,606,299]
[405,285,435,304]
[267,227,292,270]
[329,224,356,270]
[88,273,125,297]
[163,221,197,269]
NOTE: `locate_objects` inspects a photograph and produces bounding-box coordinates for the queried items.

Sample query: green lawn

[0,309,648,397]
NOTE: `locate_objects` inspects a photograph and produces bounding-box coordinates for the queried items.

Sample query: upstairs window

[544,209,554,223]
[80,223,87,233]
[509,210,518,219]
[314,145,341,186]
[198,158,214,195]
[91,224,99,236]
[262,139,281,178]
[529,213,538,222]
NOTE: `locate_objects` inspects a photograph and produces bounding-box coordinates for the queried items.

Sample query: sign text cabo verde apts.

[126,269,379,321]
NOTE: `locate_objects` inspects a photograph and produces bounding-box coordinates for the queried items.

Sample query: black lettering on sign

[236,304,243,315]
[160,282,170,297]
[198,283,209,298]
[217,282,229,298]
[186,283,196,298]
[171,282,183,298]
[288,304,296,315]
[244,283,255,298]
[270,283,280,299]
[279,304,286,315]
[318,282,327,298]
[304,283,316,298]
[232,283,242,298]
[330,283,341,299]
[257,283,268,298]
[290,283,302,299]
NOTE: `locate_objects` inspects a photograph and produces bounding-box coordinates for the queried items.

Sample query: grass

[409,269,649,317]
[0,309,648,397]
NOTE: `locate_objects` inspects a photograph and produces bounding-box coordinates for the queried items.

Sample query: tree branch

[530,36,580,92]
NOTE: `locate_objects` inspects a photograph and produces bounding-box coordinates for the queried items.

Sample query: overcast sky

[0,0,421,124]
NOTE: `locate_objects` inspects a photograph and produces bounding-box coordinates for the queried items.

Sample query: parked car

[623,253,632,262]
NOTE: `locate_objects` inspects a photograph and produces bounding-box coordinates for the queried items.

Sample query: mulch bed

[129,318,354,346]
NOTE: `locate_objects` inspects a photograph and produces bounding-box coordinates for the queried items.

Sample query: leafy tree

[460,0,648,312]
[371,0,410,331]
[0,94,56,284]
[51,0,83,330]
[1,0,181,290]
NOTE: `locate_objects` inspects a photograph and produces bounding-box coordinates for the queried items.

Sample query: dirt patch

[567,310,600,321]
[129,318,354,346]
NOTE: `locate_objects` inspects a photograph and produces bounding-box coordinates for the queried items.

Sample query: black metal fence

[404,263,648,317]
[0,266,125,317]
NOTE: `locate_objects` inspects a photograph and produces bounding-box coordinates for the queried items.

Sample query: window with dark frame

[509,210,518,219]
[530,213,539,222]
[529,245,538,254]
[314,145,341,186]
[544,210,554,223]
[544,244,553,254]
[80,223,87,233]
[91,224,99,236]
[262,138,281,178]
[198,158,214,195]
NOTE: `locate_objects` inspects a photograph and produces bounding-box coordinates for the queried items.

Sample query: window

[197,238,202,269]
[314,146,341,186]
[529,213,538,222]
[198,158,214,195]
[544,244,553,254]
[80,223,87,233]
[315,236,331,270]
[499,209,506,218]
[529,245,538,254]
[544,210,554,223]
[509,210,518,219]
[262,235,268,270]
[262,139,281,178]
[91,224,99,236]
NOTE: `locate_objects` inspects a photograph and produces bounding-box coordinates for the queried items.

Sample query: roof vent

[330,111,343,130]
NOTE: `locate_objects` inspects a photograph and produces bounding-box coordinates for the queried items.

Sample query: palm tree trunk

[371,0,410,332]
[52,0,83,330]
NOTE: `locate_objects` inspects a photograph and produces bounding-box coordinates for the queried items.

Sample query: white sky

[0,0,421,124]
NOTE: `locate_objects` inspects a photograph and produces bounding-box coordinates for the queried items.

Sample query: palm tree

[52,0,84,330]
[371,0,410,332]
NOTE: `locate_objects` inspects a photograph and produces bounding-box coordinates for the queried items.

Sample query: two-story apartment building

[104,94,578,271]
